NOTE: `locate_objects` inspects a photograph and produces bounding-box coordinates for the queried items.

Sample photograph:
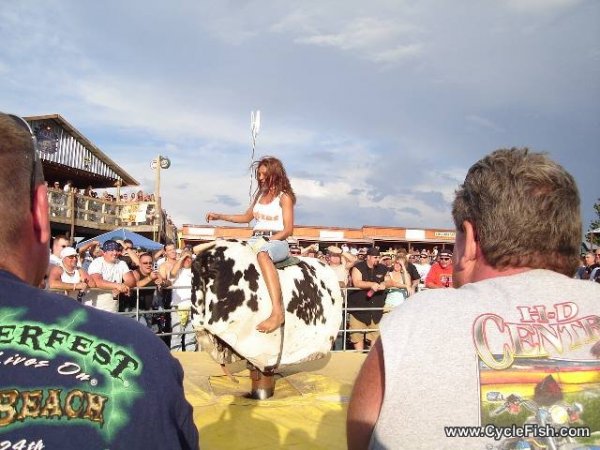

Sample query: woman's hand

[206,212,221,222]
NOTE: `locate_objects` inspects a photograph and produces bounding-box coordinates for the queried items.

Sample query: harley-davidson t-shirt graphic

[475,301,600,447]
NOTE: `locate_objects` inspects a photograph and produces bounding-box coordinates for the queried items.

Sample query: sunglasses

[6,114,42,207]
[439,257,451,261]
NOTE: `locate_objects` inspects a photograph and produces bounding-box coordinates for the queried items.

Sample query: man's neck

[471,264,532,283]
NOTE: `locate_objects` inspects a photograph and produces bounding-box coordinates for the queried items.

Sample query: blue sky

[1,0,598,234]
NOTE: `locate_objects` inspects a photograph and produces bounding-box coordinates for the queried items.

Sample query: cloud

[283,15,424,64]
[503,0,584,14]
[465,115,505,133]
[211,195,242,207]
[1,0,597,234]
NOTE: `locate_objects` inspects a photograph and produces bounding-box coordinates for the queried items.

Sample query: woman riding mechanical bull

[205,155,295,333]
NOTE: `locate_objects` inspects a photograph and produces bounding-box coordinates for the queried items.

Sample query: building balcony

[48,188,177,243]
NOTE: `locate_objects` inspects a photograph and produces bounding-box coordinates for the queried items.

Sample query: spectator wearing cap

[327,245,357,288]
[356,247,368,262]
[48,247,95,301]
[86,240,136,312]
[425,249,454,288]
[414,251,432,286]
[348,247,388,351]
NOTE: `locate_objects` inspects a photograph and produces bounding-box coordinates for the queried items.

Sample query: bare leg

[353,338,365,351]
[256,251,285,333]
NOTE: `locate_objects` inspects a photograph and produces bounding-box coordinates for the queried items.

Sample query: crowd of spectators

[289,242,455,350]
[46,236,196,351]
[49,180,156,203]
[47,234,599,354]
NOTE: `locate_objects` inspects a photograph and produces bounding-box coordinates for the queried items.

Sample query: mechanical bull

[190,239,343,397]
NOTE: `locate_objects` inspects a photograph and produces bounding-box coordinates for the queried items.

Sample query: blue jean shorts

[248,236,289,263]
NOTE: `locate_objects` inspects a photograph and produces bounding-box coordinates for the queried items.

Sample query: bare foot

[256,312,285,333]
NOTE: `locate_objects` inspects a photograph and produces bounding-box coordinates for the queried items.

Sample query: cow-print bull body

[191,240,343,371]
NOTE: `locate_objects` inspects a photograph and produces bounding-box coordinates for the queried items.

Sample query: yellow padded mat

[174,352,366,450]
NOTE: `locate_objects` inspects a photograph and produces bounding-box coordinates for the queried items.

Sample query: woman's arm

[206,205,254,224]
[271,193,294,241]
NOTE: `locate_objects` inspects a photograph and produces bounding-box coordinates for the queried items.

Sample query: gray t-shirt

[372,269,600,449]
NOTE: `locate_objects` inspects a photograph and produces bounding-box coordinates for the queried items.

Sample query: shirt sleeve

[87,258,102,275]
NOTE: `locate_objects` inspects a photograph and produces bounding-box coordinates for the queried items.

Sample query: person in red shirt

[425,249,453,288]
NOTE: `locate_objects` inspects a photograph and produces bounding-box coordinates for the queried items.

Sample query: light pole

[151,155,171,242]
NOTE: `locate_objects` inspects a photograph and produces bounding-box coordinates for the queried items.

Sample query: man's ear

[32,183,51,246]
[461,220,478,262]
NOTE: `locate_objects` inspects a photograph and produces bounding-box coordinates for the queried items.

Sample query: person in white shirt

[169,248,196,350]
[413,251,432,288]
[48,234,70,267]
[48,246,95,301]
[86,239,136,312]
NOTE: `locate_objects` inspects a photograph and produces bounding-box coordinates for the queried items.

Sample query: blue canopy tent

[77,228,163,251]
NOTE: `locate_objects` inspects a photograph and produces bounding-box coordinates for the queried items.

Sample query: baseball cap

[366,248,381,256]
[327,246,342,255]
[439,249,453,258]
[60,247,78,259]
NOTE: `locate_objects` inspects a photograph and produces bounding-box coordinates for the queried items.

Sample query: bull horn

[193,241,217,255]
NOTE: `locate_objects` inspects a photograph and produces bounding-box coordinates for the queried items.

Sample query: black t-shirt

[406,262,420,281]
[348,261,388,324]
[0,270,198,449]
[120,255,138,271]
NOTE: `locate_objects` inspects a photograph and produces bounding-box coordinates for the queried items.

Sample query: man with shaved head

[0,112,198,449]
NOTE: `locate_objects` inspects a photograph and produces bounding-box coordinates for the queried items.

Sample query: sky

[1,0,598,235]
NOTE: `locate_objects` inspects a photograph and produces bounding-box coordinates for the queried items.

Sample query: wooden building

[178,224,455,253]
[25,114,177,244]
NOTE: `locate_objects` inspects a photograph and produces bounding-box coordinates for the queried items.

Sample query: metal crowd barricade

[50,285,390,353]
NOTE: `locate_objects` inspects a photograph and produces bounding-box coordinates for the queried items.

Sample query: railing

[50,285,391,353]
[47,188,178,242]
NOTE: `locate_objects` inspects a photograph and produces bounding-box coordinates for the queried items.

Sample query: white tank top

[60,266,82,300]
[252,193,284,231]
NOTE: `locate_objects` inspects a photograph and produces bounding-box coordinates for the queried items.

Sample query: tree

[588,198,600,247]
